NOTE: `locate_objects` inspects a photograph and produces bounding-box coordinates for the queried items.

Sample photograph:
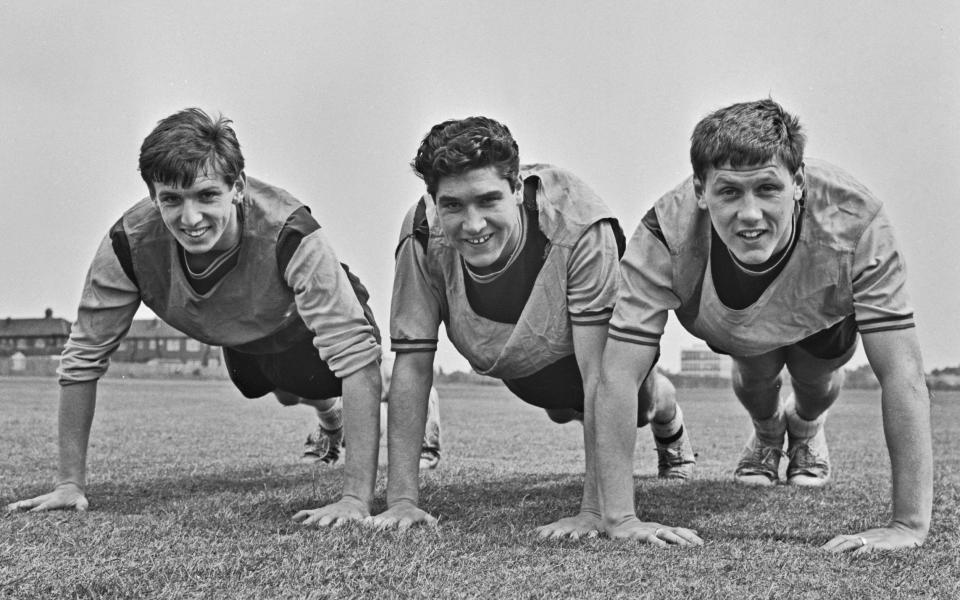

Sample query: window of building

[166,339,181,352]
[185,339,201,352]
[35,338,46,348]
[149,340,157,350]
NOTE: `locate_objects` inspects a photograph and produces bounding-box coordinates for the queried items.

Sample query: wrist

[387,497,420,510]
[55,479,85,492]
[339,494,371,511]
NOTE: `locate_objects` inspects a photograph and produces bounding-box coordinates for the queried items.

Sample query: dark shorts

[709,314,859,361]
[501,353,656,427]
[223,334,342,401]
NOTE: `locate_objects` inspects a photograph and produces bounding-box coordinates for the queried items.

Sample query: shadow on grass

[7,466,892,549]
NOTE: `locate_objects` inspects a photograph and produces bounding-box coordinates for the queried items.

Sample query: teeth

[739,230,763,239]
[466,234,492,245]
[183,227,209,238]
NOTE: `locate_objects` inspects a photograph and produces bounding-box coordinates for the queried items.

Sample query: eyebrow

[712,170,780,185]
[436,190,504,203]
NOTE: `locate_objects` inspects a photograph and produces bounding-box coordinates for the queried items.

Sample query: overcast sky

[2,1,957,372]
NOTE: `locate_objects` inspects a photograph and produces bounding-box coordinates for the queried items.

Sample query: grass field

[2,377,959,599]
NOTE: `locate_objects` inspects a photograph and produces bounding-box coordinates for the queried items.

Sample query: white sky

[1,1,958,372]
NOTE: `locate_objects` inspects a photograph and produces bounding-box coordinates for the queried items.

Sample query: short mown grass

[2,377,959,599]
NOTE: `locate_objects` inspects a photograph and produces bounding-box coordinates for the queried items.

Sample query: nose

[180,199,203,226]
[738,193,763,222]
[462,204,486,233]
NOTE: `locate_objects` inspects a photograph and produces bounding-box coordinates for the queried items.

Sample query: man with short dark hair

[8,109,384,526]
[597,99,932,552]
[372,116,701,545]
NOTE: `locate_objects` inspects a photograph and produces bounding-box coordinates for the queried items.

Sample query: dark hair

[412,116,520,197]
[690,99,806,181]
[138,108,244,197]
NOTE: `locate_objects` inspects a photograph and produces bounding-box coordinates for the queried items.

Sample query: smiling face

[434,166,522,273]
[696,159,804,265]
[153,172,244,256]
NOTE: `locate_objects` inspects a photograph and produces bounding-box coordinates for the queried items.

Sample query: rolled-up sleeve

[58,234,142,385]
[284,229,381,378]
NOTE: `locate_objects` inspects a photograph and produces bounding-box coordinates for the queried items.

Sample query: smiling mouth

[181,227,210,239]
[737,229,766,240]
[465,234,493,245]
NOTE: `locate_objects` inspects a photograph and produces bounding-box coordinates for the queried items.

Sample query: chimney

[44,308,53,319]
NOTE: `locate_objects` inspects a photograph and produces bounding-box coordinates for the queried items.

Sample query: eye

[439,200,461,212]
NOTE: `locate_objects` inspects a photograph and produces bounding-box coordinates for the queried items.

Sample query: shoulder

[522,164,615,245]
[397,196,431,255]
[244,177,307,221]
[803,159,884,246]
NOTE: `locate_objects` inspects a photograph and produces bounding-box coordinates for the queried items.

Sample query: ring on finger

[654,528,663,538]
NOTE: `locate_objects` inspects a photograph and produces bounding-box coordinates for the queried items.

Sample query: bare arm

[7,381,98,512]
[535,324,605,538]
[596,339,657,527]
[369,351,438,529]
[823,327,932,553]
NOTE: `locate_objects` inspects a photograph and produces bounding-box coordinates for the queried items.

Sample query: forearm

[339,362,382,507]
[57,381,98,488]
[579,372,601,516]
[596,342,657,526]
[881,378,933,537]
[386,352,435,508]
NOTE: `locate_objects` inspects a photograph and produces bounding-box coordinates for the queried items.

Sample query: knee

[274,390,302,406]
[732,367,782,398]
[636,371,674,427]
[545,408,583,424]
[791,368,843,402]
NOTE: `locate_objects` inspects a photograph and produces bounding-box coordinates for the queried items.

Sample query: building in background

[0,309,71,357]
[0,312,217,367]
[114,319,219,367]
[680,343,733,380]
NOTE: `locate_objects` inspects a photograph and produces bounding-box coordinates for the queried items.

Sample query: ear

[792,163,805,200]
[693,177,707,209]
[232,172,247,203]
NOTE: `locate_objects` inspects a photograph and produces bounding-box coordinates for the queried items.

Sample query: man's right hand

[6,482,88,513]
[292,496,370,528]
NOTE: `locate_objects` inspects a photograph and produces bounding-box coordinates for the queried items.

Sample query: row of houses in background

[0,310,220,367]
[1,311,737,379]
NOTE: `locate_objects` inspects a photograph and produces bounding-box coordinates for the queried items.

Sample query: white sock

[651,404,683,441]
[786,398,824,441]
[752,403,787,447]
[316,397,343,432]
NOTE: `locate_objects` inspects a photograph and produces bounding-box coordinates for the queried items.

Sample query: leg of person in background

[419,387,442,469]
[646,372,696,480]
[545,370,695,480]
[277,391,343,466]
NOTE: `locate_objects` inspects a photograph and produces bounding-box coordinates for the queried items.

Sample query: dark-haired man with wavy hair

[8,109,386,527]
[371,116,701,546]
[597,99,932,552]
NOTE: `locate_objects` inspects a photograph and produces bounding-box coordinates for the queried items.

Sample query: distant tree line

[433,363,960,391]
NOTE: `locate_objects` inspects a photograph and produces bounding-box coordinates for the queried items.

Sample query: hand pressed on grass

[367,500,437,531]
[6,482,88,513]
[292,496,369,528]
[535,511,601,540]
[605,516,703,547]
[822,522,924,554]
